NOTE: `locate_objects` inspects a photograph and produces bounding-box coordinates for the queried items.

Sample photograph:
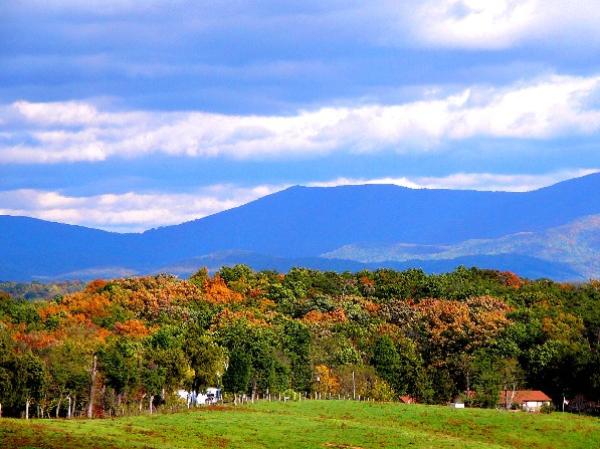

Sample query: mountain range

[2,173,600,281]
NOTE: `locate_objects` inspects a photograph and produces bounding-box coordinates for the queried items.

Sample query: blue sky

[1,0,600,232]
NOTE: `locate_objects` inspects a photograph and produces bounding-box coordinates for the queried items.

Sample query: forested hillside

[0,281,85,301]
[1,266,599,418]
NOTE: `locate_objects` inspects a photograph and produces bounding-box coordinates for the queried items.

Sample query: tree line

[0,266,599,418]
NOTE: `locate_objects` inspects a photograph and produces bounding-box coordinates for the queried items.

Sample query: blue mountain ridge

[153,251,579,281]
[1,172,599,281]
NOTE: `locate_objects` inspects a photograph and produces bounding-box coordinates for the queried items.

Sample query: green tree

[98,338,141,413]
[223,350,251,394]
[185,331,227,392]
[147,327,190,391]
[371,335,402,394]
[14,351,48,419]
[282,321,312,392]
[46,341,90,418]
[472,353,502,408]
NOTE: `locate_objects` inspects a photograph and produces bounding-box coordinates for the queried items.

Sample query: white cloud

[308,168,600,192]
[1,170,596,232]
[9,1,600,52]
[13,100,99,126]
[2,74,600,164]
[408,0,600,49]
[0,184,284,232]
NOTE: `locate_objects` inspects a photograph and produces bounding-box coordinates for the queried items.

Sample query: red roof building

[499,390,552,411]
[399,395,417,404]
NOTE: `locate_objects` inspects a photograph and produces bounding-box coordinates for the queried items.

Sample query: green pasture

[1,400,599,449]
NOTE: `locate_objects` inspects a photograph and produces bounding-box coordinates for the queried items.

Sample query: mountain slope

[154,251,579,281]
[0,216,142,279]
[1,173,600,281]
[323,214,600,279]
[141,173,600,260]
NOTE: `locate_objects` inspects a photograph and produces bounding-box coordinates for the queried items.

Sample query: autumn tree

[314,365,339,396]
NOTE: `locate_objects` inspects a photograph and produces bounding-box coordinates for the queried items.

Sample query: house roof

[499,390,552,403]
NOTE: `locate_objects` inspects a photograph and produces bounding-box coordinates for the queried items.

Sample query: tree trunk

[149,395,154,414]
[466,372,471,398]
[87,354,97,419]
[67,396,72,419]
[508,382,517,410]
[25,398,30,420]
[117,393,122,416]
[56,397,62,418]
[139,394,146,413]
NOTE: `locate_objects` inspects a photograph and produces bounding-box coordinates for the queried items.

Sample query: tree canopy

[1,265,599,417]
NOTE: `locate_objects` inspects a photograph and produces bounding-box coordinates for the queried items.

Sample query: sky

[1,0,600,232]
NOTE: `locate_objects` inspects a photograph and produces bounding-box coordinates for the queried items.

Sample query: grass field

[1,400,599,449]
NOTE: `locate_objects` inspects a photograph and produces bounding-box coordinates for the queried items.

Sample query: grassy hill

[1,401,598,449]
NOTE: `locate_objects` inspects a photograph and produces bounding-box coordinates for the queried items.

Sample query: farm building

[499,390,552,411]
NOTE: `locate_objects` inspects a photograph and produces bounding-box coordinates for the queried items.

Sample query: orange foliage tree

[314,364,340,395]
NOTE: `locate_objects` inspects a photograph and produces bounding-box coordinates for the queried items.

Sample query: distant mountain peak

[2,173,600,281]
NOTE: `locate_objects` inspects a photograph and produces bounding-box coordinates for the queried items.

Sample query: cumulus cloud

[1,170,596,232]
[2,74,600,164]
[0,184,284,233]
[15,1,600,51]
[407,0,600,49]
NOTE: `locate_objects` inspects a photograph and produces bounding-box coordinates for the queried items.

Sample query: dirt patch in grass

[446,418,466,426]
[214,436,230,448]
[324,443,365,449]
[137,429,162,437]
[2,435,38,449]
[198,405,257,413]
